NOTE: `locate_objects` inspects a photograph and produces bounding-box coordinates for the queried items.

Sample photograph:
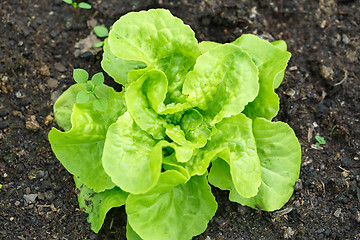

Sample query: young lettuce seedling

[49,9,301,240]
[62,0,92,9]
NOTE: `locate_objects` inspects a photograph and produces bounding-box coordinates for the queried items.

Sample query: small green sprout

[315,135,326,146]
[93,26,110,47]
[0,184,2,189]
[62,0,92,9]
[73,69,108,112]
[330,124,337,137]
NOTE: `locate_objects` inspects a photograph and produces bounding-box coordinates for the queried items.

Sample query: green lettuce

[48,9,301,239]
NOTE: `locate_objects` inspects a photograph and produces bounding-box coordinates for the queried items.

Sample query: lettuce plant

[48,9,301,239]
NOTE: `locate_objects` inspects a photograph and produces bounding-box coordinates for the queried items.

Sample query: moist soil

[0,0,359,239]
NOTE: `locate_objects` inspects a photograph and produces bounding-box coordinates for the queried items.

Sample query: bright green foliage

[183,43,259,125]
[233,34,291,120]
[94,41,104,48]
[74,177,128,233]
[73,68,88,83]
[78,2,91,9]
[49,9,301,239]
[75,91,89,103]
[71,69,109,112]
[93,26,109,38]
[49,89,126,192]
[108,9,201,104]
[91,72,104,86]
[102,112,159,194]
[93,26,110,47]
[126,173,217,240]
[315,135,326,146]
[209,117,301,211]
[205,114,261,198]
[101,39,146,86]
[62,0,92,9]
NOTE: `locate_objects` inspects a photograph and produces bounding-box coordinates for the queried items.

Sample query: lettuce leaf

[102,112,159,194]
[74,177,128,233]
[183,43,259,125]
[125,70,167,139]
[209,117,301,211]
[126,173,217,240]
[49,87,126,192]
[108,9,201,104]
[101,38,146,86]
[233,34,291,120]
[206,114,261,198]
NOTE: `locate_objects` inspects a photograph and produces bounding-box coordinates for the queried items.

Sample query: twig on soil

[319,179,326,197]
[272,205,294,218]
[338,165,350,173]
[333,69,348,86]
[307,125,314,143]
[109,217,114,230]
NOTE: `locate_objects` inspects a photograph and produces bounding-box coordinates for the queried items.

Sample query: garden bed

[0,0,359,239]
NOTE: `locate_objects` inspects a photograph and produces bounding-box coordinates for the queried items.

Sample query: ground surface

[0,0,359,239]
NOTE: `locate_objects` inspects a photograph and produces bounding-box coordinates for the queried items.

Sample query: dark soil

[1,0,359,239]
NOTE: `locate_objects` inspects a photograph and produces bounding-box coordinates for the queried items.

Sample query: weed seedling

[73,69,108,112]
[330,125,337,137]
[315,135,326,146]
[93,26,110,47]
[62,0,92,9]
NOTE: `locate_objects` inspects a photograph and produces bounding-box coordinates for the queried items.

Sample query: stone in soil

[23,193,38,204]
[26,115,41,131]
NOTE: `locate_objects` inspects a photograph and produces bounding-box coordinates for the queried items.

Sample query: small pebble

[23,193,38,204]
[26,115,41,131]
[37,192,44,200]
[342,34,350,44]
[36,171,45,178]
[334,208,341,218]
[285,88,296,97]
[14,201,20,206]
[47,78,59,89]
[320,163,325,171]
[284,227,295,239]
[320,65,334,79]
[294,179,303,191]
[44,115,54,126]
[54,63,67,72]
[15,91,22,98]
[39,65,50,76]
[51,90,61,105]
